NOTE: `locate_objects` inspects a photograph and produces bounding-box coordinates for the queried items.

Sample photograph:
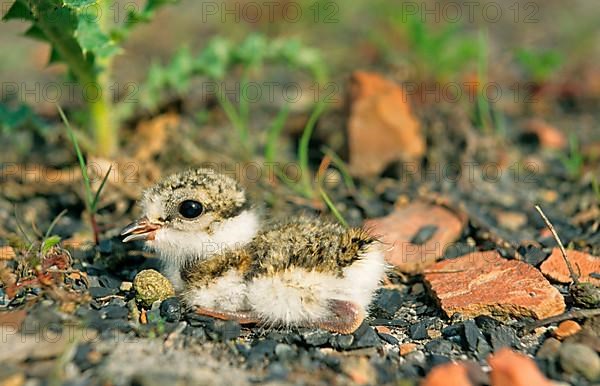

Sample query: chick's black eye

[178,200,203,219]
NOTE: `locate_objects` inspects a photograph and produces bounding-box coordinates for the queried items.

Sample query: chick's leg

[316,299,365,334]
[195,307,260,324]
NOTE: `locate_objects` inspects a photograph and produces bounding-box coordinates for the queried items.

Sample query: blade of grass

[239,68,251,132]
[319,187,348,228]
[298,100,327,197]
[57,104,93,212]
[44,209,68,240]
[265,104,290,163]
[273,166,306,196]
[315,155,348,227]
[216,89,253,154]
[321,146,356,192]
[91,164,113,212]
[13,204,33,245]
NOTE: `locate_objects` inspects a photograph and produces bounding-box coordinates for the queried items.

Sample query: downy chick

[122,168,385,333]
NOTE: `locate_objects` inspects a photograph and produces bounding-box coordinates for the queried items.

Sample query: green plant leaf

[91,164,112,212]
[234,33,267,68]
[3,0,34,21]
[265,104,291,163]
[57,105,94,212]
[120,0,179,36]
[75,13,119,58]
[41,235,62,255]
[298,100,327,197]
[24,25,49,42]
[194,37,232,79]
[63,0,98,8]
[0,104,47,135]
[319,187,348,228]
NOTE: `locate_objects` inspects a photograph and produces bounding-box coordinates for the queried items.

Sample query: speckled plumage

[142,168,250,225]
[123,168,386,333]
[181,216,377,285]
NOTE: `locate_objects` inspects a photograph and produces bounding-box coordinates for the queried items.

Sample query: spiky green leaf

[24,25,48,41]
[75,14,119,58]
[3,0,34,21]
[63,0,98,9]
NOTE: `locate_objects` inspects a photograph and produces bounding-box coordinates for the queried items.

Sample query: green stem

[89,96,116,156]
[217,89,253,156]
[33,1,117,157]
[298,100,327,197]
[91,0,117,157]
[239,68,251,138]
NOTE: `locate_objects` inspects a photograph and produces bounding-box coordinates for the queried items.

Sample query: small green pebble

[133,269,175,308]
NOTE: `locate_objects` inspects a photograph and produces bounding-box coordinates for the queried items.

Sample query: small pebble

[536,337,561,360]
[425,339,454,355]
[559,343,600,381]
[411,283,425,295]
[274,344,295,361]
[120,281,133,292]
[247,339,277,366]
[399,343,417,356]
[462,319,491,358]
[89,286,118,298]
[523,246,548,266]
[301,329,331,347]
[371,288,403,319]
[410,225,438,245]
[441,323,462,338]
[330,334,354,350]
[428,354,452,367]
[427,328,442,339]
[378,333,399,345]
[553,320,581,340]
[405,350,426,365]
[209,320,241,341]
[351,324,381,349]
[99,275,122,289]
[159,297,182,323]
[409,321,430,340]
[102,305,129,320]
[489,325,519,351]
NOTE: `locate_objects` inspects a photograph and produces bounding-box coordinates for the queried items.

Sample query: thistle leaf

[24,25,48,42]
[63,0,98,9]
[3,0,34,21]
[75,14,119,58]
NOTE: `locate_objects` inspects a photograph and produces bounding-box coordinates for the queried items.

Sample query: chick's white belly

[183,270,250,312]
[247,243,386,325]
[183,242,385,325]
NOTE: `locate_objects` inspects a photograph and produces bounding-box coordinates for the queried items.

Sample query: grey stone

[559,343,600,381]
[300,328,332,346]
[329,334,354,350]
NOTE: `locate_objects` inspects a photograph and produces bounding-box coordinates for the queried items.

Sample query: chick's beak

[121,216,163,243]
